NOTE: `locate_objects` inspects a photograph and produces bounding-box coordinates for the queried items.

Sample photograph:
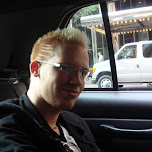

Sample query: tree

[72,4,99,27]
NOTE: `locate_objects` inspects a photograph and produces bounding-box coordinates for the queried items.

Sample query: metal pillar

[91,26,98,64]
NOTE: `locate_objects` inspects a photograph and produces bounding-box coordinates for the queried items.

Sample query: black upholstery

[0,79,27,101]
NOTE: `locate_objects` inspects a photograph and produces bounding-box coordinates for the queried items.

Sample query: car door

[116,45,141,83]
[73,91,152,152]
[139,43,152,82]
[69,0,152,152]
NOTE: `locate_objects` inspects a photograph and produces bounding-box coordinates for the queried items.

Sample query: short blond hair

[30,28,89,62]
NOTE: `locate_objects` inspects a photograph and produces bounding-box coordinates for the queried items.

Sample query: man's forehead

[40,42,88,61]
[58,43,89,67]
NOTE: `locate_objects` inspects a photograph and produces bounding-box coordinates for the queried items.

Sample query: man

[0,28,100,152]
[98,52,104,62]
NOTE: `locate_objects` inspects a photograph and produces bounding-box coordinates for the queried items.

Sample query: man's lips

[63,89,79,97]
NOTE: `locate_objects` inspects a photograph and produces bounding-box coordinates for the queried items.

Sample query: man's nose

[69,71,82,86]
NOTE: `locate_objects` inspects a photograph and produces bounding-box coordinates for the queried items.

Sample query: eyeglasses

[38,60,89,79]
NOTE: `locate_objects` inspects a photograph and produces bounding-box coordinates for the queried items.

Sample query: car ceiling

[0,0,108,13]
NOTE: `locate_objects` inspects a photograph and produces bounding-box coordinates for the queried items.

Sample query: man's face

[39,42,89,110]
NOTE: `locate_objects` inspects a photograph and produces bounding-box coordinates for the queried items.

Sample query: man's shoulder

[0,98,20,111]
[60,111,87,128]
[0,97,34,126]
[61,111,82,121]
[0,98,23,115]
[0,97,20,104]
[0,97,39,134]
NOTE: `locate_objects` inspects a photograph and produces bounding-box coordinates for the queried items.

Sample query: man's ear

[30,61,40,77]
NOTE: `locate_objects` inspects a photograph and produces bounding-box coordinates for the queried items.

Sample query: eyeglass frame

[37,60,89,79]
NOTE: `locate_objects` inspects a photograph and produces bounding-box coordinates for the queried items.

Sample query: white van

[91,41,152,88]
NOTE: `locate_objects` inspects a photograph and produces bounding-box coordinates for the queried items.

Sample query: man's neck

[27,88,61,129]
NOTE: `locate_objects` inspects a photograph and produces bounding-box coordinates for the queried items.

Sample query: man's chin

[62,101,76,110]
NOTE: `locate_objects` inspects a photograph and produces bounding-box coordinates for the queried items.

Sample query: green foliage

[72,4,99,26]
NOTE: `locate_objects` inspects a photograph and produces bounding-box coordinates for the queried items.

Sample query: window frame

[143,43,152,58]
[118,45,137,59]
[84,1,118,91]
[60,1,119,91]
[99,2,118,91]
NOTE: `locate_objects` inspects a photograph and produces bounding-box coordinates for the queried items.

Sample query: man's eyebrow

[82,67,89,71]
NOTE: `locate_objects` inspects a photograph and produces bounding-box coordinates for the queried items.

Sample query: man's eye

[61,65,75,73]
[82,71,88,76]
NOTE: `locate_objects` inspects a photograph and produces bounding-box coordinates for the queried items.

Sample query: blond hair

[30,28,89,62]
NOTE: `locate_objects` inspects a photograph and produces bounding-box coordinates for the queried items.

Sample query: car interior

[1,0,152,151]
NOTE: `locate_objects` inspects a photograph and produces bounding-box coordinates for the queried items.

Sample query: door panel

[86,118,152,152]
[72,91,152,152]
[117,58,140,82]
[140,43,152,82]
[140,57,152,82]
[116,45,140,82]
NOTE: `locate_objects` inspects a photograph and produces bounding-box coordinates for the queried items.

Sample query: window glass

[143,44,152,58]
[108,0,152,88]
[69,0,152,89]
[118,45,137,59]
[68,4,111,88]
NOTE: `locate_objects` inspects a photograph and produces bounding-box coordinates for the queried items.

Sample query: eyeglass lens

[60,64,88,78]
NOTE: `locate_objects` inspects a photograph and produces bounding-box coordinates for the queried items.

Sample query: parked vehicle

[91,41,152,88]
[85,72,92,81]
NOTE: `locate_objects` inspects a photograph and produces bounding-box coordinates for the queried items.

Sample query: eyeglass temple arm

[37,60,60,67]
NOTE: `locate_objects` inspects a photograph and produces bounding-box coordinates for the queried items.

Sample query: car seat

[0,71,28,101]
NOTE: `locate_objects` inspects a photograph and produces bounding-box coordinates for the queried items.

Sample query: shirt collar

[20,93,85,135]
[20,93,49,127]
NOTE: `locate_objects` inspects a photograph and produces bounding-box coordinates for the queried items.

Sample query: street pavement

[84,79,150,89]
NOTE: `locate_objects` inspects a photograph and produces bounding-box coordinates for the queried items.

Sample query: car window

[68,4,111,89]
[143,44,152,58]
[118,45,137,59]
[69,0,152,89]
[109,0,152,89]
